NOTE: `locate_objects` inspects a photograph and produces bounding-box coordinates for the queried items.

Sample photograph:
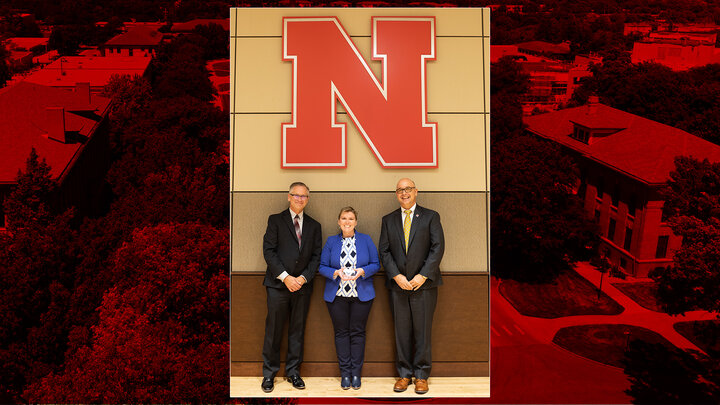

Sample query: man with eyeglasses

[379,178,445,395]
[260,181,322,393]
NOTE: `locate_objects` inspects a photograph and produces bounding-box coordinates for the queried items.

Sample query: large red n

[282,17,437,168]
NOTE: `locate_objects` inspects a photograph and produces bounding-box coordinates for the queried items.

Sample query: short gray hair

[289,181,309,192]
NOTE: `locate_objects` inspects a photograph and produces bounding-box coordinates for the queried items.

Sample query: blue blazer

[318,232,380,302]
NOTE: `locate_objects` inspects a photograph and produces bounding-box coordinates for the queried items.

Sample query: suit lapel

[393,209,406,255]
[407,205,422,251]
[283,210,300,248]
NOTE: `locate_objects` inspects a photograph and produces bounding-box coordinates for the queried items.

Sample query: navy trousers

[326,296,373,377]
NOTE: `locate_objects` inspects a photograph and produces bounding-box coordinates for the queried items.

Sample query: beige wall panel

[229,37,237,114]
[427,37,486,113]
[231,192,488,273]
[230,110,235,189]
[232,37,485,113]
[485,112,491,191]
[231,113,487,191]
[232,8,486,38]
[230,8,237,37]
[232,37,293,113]
[483,36,490,112]
[230,35,237,188]
[483,6,490,36]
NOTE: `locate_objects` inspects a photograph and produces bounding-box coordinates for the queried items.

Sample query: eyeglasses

[395,187,416,194]
[290,193,309,200]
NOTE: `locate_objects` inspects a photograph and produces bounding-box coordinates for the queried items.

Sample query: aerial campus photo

[1,0,720,403]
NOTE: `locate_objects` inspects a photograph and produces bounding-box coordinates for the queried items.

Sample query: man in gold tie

[378,178,445,395]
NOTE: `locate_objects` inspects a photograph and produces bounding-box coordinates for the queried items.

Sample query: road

[479,276,632,404]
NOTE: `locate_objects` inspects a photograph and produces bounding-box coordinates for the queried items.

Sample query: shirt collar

[289,208,303,219]
[401,204,417,216]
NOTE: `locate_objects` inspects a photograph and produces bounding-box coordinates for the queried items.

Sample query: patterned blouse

[336,234,358,297]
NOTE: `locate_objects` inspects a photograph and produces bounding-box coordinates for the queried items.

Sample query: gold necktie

[403,209,412,253]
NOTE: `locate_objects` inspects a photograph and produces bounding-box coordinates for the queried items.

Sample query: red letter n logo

[282,17,437,168]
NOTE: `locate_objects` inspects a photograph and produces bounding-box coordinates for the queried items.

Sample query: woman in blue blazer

[319,206,380,390]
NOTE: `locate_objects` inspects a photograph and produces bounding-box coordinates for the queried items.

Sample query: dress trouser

[389,287,438,380]
[262,286,312,378]
[326,296,374,377]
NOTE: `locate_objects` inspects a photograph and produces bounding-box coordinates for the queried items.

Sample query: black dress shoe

[286,374,305,389]
[351,375,361,389]
[341,376,351,390]
[261,377,274,393]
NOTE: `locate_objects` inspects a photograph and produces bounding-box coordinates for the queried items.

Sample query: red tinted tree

[491,56,530,142]
[26,223,229,403]
[0,45,11,89]
[490,56,597,280]
[48,25,86,55]
[623,341,720,403]
[652,157,720,315]
[102,73,153,131]
[492,135,599,281]
[192,23,230,61]
[0,150,79,402]
[151,39,215,101]
[0,11,42,37]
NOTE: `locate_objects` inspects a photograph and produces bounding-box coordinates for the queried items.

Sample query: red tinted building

[521,61,593,114]
[491,45,596,114]
[99,24,164,57]
[515,40,572,61]
[171,18,230,33]
[524,99,720,277]
[23,55,152,93]
[4,37,49,72]
[631,39,720,70]
[0,82,111,228]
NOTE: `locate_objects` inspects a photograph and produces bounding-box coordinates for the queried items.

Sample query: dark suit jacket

[263,209,322,293]
[379,205,444,290]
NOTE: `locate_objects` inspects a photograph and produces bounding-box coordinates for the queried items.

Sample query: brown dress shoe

[414,378,429,394]
[393,377,412,392]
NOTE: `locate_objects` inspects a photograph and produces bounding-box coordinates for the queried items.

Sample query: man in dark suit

[260,182,322,393]
[379,178,444,395]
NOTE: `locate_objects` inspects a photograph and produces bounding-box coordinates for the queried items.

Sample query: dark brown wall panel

[231,273,488,377]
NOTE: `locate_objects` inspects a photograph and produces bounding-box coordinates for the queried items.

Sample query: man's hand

[393,274,413,290]
[409,274,427,290]
[283,275,303,292]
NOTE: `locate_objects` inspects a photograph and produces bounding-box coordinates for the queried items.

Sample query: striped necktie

[294,215,302,247]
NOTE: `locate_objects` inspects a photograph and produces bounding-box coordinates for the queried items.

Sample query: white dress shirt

[277,208,307,283]
[401,203,417,226]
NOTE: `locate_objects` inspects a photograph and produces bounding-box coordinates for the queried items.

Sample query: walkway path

[496,262,718,356]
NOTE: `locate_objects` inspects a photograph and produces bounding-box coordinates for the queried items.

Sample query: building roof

[171,18,229,32]
[104,25,163,47]
[6,37,49,51]
[516,41,571,55]
[9,50,33,63]
[23,56,152,89]
[521,61,574,73]
[524,103,720,184]
[0,82,110,182]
